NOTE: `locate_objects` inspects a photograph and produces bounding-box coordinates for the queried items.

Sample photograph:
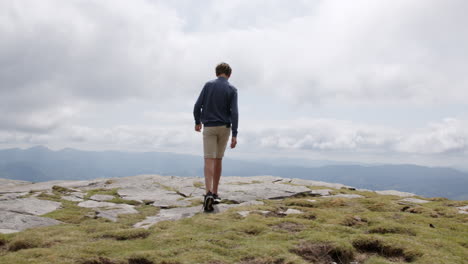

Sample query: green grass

[1,187,467,264]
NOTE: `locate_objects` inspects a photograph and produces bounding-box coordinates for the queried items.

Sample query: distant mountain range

[0,146,467,200]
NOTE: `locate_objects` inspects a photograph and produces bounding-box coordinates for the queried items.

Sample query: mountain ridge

[0,146,467,200]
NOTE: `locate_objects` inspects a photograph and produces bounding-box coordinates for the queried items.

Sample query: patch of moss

[352,235,422,262]
[96,228,151,240]
[108,197,142,206]
[85,188,120,199]
[368,224,416,236]
[290,240,355,264]
[42,200,94,224]
[192,181,204,188]
[52,185,74,194]
[1,187,467,264]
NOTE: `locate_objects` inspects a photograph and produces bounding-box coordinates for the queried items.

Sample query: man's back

[194,76,238,137]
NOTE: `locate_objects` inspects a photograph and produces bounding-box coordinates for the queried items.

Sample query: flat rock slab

[282,208,303,215]
[134,200,265,229]
[152,198,192,208]
[0,198,61,215]
[220,175,283,184]
[398,198,429,204]
[309,189,333,196]
[71,192,85,199]
[375,190,416,197]
[237,210,271,217]
[219,182,312,203]
[177,186,205,197]
[134,206,202,229]
[62,195,84,202]
[77,200,138,221]
[78,200,117,208]
[287,178,351,189]
[96,204,139,222]
[0,192,29,201]
[213,200,265,214]
[0,228,19,234]
[86,175,202,192]
[0,179,101,193]
[0,178,31,188]
[117,186,178,203]
[457,205,468,214]
[90,194,115,201]
[0,210,62,233]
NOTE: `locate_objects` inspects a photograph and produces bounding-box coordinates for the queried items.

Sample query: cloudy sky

[1,0,467,169]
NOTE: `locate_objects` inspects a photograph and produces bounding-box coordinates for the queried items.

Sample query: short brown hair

[215,62,232,77]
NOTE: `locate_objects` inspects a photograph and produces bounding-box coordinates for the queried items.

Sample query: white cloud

[396,118,468,154]
[1,0,467,109]
[0,0,467,167]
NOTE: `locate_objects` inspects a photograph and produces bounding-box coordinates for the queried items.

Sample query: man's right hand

[230,137,237,149]
[195,124,202,132]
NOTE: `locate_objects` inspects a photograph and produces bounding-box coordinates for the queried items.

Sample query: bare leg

[212,158,223,194]
[204,158,215,193]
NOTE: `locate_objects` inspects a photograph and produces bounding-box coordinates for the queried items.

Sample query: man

[193,62,238,212]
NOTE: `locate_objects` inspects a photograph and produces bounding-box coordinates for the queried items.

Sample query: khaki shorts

[203,125,231,159]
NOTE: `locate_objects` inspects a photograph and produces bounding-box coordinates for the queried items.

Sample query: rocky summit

[0,174,464,234]
[0,175,467,264]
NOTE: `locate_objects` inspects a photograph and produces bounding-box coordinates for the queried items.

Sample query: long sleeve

[230,89,239,137]
[193,85,206,125]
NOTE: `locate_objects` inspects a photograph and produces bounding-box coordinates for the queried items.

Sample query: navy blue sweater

[193,76,239,137]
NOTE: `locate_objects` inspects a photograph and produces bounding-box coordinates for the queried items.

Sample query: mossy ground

[0,186,466,264]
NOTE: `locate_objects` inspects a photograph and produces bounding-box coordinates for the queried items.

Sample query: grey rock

[211,200,265,214]
[0,211,62,233]
[95,204,139,222]
[282,208,303,215]
[177,186,205,197]
[0,198,61,215]
[134,200,265,228]
[152,198,192,208]
[237,210,271,217]
[70,192,85,199]
[398,198,429,204]
[76,200,138,221]
[60,191,85,202]
[0,179,101,193]
[134,206,202,229]
[238,200,265,206]
[288,178,352,189]
[117,186,178,203]
[77,200,117,208]
[0,192,29,201]
[306,199,317,203]
[237,211,251,217]
[62,195,84,202]
[221,175,283,184]
[90,194,115,201]
[219,180,311,203]
[309,189,332,196]
[0,178,31,188]
[0,228,19,234]
[375,190,416,197]
[457,205,468,214]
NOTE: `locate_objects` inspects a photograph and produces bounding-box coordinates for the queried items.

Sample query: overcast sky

[1,0,467,169]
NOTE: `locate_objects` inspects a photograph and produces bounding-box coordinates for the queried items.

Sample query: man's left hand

[230,137,237,149]
[195,124,202,132]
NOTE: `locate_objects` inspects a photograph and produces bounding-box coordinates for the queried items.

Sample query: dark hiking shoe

[203,191,214,212]
[213,193,221,204]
